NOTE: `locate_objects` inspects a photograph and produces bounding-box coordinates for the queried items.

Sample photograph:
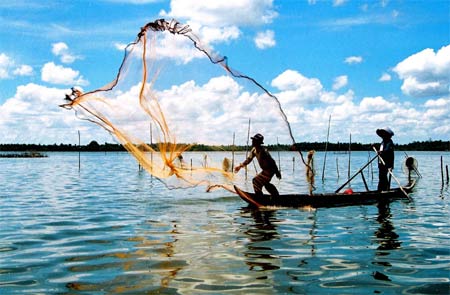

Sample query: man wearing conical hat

[375,127,395,191]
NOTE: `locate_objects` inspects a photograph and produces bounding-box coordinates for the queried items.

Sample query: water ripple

[0,152,449,294]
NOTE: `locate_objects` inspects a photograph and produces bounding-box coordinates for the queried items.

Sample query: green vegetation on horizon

[0,140,449,152]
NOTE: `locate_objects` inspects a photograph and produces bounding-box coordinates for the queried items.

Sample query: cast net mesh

[61,19,309,192]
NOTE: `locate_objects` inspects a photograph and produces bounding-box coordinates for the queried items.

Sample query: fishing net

[61,19,309,192]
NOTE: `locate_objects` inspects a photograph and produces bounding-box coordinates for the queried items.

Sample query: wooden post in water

[322,114,331,181]
[78,130,81,171]
[277,136,281,172]
[446,165,449,184]
[441,156,444,186]
[150,123,153,165]
[231,132,235,171]
[336,157,339,178]
[348,133,352,179]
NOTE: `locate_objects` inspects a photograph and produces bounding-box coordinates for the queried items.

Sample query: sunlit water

[1,151,449,294]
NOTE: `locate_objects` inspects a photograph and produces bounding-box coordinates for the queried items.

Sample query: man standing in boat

[234,133,281,198]
[375,127,395,191]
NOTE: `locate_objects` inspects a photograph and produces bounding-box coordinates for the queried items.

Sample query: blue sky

[0,0,449,145]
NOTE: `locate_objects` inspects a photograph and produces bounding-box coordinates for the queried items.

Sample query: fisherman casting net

[61,19,310,192]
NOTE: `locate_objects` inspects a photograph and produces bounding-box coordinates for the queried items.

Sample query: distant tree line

[1,140,448,152]
[0,142,126,152]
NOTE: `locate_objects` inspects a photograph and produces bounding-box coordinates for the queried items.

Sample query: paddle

[372,146,410,199]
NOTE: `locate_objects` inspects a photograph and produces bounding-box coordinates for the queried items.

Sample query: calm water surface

[1,151,449,294]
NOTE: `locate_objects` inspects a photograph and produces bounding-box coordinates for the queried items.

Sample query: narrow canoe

[234,180,416,209]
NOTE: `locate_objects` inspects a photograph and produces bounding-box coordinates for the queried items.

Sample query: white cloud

[271,70,322,92]
[424,97,449,108]
[52,42,69,56]
[124,1,279,64]
[271,70,323,104]
[161,0,277,27]
[333,0,348,7]
[0,53,14,78]
[2,68,449,145]
[51,42,80,64]
[359,96,395,113]
[393,44,450,97]
[155,31,205,64]
[0,83,87,143]
[197,25,241,45]
[344,56,363,64]
[13,65,33,76]
[159,0,277,48]
[379,72,391,81]
[41,62,88,86]
[91,75,276,145]
[254,30,276,49]
[267,69,447,143]
[320,89,354,105]
[332,75,348,90]
[0,53,33,78]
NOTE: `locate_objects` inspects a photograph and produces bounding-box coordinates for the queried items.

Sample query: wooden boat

[234,180,416,209]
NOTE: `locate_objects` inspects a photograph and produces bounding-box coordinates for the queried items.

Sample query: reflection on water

[63,220,184,294]
[243,209,280,273]
[374,201,401,252]
[0,151,449,294]
[370,201,401,284]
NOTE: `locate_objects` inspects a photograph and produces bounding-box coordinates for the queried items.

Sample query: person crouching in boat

[234,133,281,198]
[375,127,395,191]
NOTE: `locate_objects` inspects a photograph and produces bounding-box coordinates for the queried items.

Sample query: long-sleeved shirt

[379,139,394,169]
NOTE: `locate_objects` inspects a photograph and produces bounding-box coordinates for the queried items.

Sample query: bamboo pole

[367,152,371,180]
[335,155,378,193]
[371,152,374,180]
[245,118,251,180]
[361,170,369,191]
[322,114,331,181]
